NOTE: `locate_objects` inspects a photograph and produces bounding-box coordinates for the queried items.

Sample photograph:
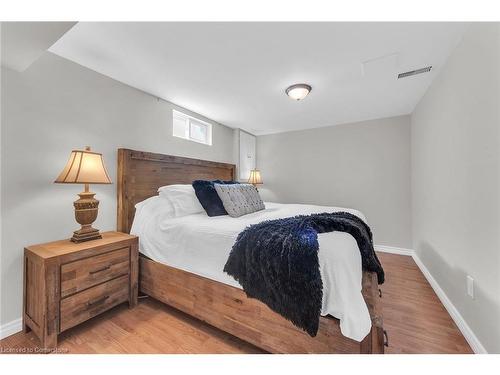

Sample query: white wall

[411,23,500,353]
[257,115,412,248]
[0,52,236,326]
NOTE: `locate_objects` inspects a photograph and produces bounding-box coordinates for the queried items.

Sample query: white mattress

[131,199,372,341]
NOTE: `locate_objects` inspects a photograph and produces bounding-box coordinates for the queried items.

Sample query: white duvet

[131,199,372,341]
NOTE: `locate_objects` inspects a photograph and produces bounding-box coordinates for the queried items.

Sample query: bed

[116,148,385,353]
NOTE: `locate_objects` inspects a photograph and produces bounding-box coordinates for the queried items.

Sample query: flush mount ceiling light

[285,83,312,101]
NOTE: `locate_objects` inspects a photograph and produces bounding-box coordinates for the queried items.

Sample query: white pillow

[131,196,175,235]
[158,184,192,193]
[158,184,204,217]
[135,195,175,215]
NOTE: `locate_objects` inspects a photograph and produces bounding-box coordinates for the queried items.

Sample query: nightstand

[23,231,138,350]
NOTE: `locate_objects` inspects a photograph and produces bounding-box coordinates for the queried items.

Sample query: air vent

[398,66,432,79]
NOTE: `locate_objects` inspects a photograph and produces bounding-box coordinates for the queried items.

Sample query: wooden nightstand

[23,231,138,350]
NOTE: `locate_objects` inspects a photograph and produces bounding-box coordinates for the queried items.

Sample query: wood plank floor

[377,252,472,353]
[0,252,472,354]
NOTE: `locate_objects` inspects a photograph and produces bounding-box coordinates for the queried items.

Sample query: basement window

[173,110,212,146]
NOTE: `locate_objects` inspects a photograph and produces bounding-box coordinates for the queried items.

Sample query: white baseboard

[411,254,487,354]
[375,244,414,256]
[375,244,487,354]
[0,317,22,340]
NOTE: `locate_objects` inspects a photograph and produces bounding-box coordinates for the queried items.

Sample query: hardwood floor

[377,252,472,354]
[0,252,472,354]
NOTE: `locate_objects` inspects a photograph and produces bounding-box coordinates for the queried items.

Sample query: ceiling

[49,22,468,135]
[1,22,76,72]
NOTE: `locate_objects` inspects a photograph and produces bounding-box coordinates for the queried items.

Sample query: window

[172,110,212,145]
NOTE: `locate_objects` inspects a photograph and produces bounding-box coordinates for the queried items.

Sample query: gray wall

[257,115,412,248]
[2,24,498,353]
[411,23,500,353]
[0,52,236,326]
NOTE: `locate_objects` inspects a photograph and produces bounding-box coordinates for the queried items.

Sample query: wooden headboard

[117,149,236,233]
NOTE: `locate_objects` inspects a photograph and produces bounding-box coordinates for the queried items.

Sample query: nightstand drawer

[61,247,130,298]
[60,274,129,332]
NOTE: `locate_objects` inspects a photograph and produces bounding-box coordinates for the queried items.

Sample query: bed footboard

[139,256,384,354]
[360,271,385,353]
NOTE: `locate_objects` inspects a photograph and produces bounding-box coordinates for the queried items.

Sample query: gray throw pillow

[214,183,265,218]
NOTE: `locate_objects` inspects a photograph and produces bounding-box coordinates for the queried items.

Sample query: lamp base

[71,225,102,243]
[71,188,102,243]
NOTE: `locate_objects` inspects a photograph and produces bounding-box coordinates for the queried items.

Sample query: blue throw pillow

[192,180,239,216]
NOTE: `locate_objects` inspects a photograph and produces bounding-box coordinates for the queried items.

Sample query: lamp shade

[248,169,263,185]
[55,147,112,184]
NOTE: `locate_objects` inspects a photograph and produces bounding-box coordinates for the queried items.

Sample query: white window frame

[172,109,213,146]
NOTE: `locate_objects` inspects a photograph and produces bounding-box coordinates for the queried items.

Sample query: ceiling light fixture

[285,83,311,101]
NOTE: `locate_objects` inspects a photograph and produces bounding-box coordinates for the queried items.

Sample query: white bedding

[131,199,372,341]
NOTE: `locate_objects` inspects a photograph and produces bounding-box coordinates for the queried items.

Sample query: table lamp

[54,146,112,243]
[248,169,263,187]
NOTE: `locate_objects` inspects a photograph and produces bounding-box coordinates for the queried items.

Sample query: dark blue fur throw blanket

[223,212,384,337]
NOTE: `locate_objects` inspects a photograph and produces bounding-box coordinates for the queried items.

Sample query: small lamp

[55,146,112,243]
[248,169,263,187]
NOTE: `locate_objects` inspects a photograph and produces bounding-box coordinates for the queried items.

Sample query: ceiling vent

[398,66,432,79]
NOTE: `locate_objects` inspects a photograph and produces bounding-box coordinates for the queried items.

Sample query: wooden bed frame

[116,148,384,353]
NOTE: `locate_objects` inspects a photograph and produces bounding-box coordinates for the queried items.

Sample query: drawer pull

[378,288,382,298]
[383,330,389,347]
[89,265,111,275]
[87,295,109,307]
